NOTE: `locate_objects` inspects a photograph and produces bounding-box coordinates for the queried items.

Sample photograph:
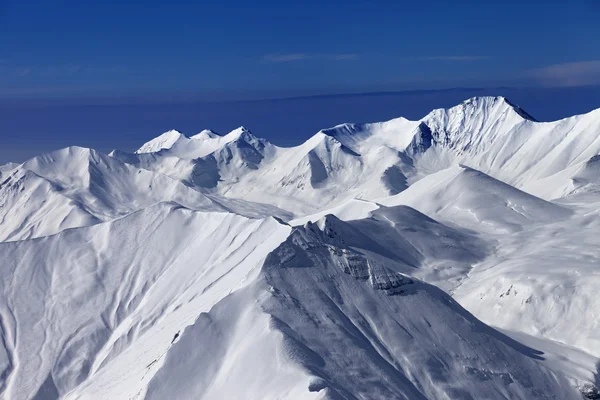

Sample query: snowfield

[1,96,599,399]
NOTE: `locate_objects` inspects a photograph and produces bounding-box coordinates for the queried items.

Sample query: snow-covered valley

[1,96,599,399]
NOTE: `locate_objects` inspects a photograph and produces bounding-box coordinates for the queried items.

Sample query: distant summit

[135,129,187,154]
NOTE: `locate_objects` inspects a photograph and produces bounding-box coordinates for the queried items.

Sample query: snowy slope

[114,96,600,217]
[411,98,600,195]
[523,154,600,199]
[452,194,600,357]
[0,203,291,400]
[1,96,600,399]
[0,146,291,241]
[373,164,600,359]
[135,129,188,154]
[294,205,488,291]
[0,167,100,242]
[2,202,580,400]
[116,129,411,215]
[146,220,578,400]
[0,163,18,174]
[379,164,572,233]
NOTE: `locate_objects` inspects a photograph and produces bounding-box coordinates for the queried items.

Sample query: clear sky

[1,1,599,163]
[2,0,599,97]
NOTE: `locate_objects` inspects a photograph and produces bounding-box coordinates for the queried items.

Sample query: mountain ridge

[108,96,600,215]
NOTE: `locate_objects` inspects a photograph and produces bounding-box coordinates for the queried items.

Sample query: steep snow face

[374,164,600,357]
[190,128,219,140]
[203,131,413,215]
[294,207,487,291]
[341,206,489,290]
[146,222,578,400]
[417,96,534,155]
[523,154,600,199]
[413,99,600,194]
[194,129,276,187]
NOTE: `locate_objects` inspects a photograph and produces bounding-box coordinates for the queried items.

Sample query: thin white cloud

[263,54,311,62]
[0,63,127,78]
[327,54,359,61]
[405,56,489,61]
[0,84,119,96]
[262,53,358,63]
[531,60,600,87]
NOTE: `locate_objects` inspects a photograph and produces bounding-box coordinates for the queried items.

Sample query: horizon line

[5,85,600,107]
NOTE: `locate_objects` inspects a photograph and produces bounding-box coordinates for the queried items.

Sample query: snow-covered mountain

[110,96,600,215]
[1,96,599,399]
[0,146,291,241]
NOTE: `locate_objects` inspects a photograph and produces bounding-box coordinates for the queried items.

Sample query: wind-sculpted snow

[1,96,600,399]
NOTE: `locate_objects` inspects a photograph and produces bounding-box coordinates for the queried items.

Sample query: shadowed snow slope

[1,96,600,399]
[146,222,577,400]
[296,206,488,291]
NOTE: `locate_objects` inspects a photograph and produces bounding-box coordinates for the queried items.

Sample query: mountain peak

[445,96,536,121]
[224,126,252,140]
[410,96,537,157]
[221,127,270,149]
[191,129,219,141]
[135,130,188,154]
[502,97,537,121]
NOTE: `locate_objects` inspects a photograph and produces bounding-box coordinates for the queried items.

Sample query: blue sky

[2,0,599,97]
[0,1,599,163]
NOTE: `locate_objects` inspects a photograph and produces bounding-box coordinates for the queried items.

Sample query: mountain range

[1,96,599,399]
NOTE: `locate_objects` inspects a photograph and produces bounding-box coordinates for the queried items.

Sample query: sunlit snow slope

[1,96,599,399]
